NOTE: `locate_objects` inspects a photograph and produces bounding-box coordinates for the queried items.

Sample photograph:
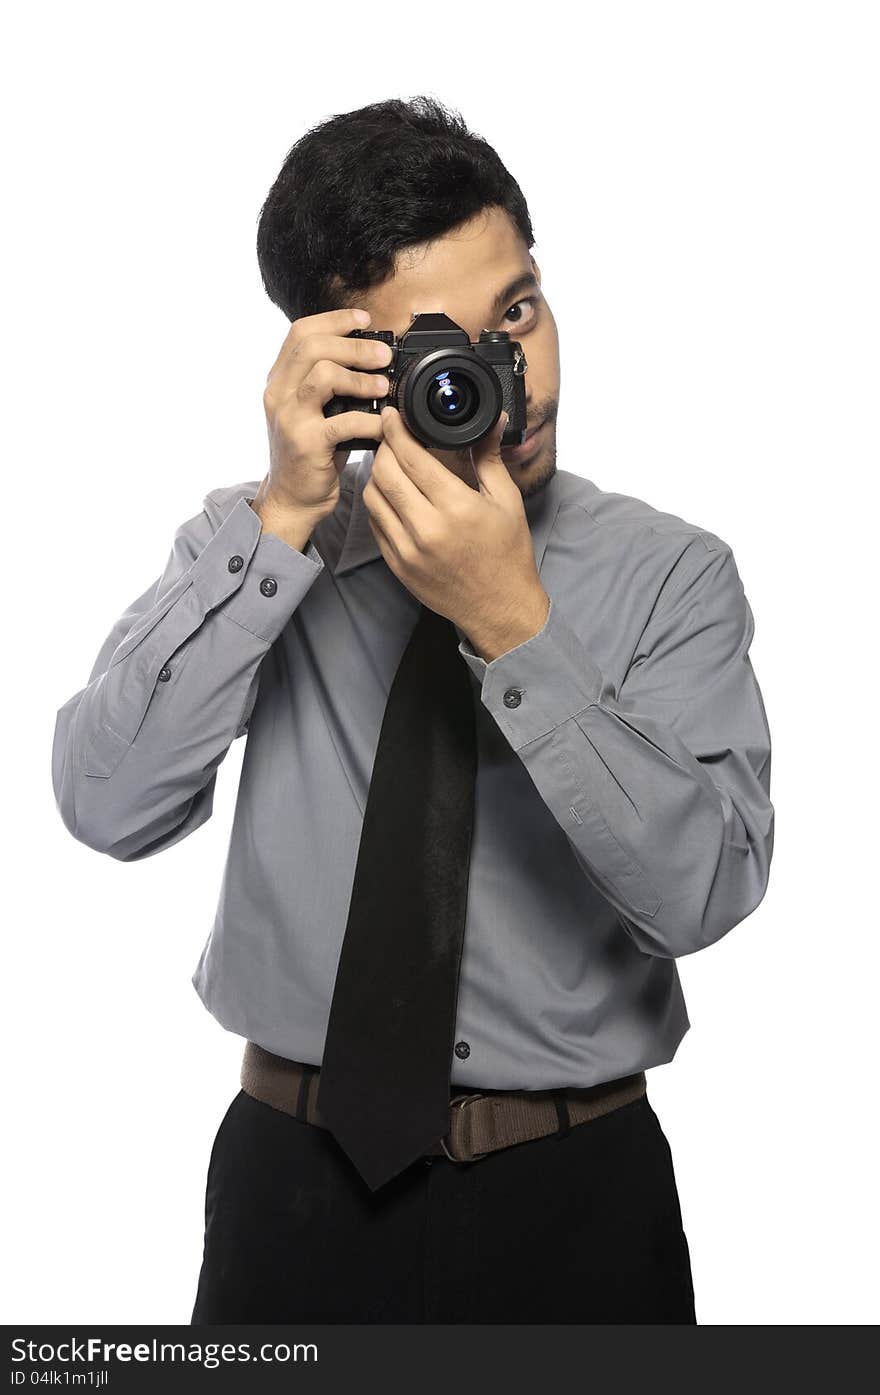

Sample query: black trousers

[190,1086,696,1324]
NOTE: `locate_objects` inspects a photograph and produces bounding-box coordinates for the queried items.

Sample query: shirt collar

[333,451,563,578]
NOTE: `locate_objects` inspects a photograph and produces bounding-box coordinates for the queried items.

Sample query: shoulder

[550,470,749,634]
[554,468,731,560]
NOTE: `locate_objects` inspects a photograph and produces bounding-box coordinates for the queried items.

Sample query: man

[52,97,774,1324]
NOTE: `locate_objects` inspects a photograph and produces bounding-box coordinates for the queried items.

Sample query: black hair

[256,95,535,322]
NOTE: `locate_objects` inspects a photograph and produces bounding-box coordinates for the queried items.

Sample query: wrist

[249,493,326,553]
[465,587,550,663]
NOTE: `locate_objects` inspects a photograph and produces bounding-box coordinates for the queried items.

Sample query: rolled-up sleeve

[52,493,324,861]
[459,537,774,958]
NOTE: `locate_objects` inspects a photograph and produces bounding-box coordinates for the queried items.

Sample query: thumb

[471,411,515,496]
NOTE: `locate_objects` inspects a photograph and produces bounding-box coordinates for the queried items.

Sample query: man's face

[351,205,560,499]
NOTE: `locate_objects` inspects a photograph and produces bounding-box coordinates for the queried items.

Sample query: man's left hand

[362,405,550,661]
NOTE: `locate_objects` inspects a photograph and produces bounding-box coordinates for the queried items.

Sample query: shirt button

[260,577,278,597]
[228,555,244,572]
[503,687,523,708]
[454,1041,470,1059]
[157,666,172,682]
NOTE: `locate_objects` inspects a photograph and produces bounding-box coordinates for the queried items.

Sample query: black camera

[323,312,528,454]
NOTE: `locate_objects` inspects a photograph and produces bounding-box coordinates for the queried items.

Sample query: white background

[3,0,877,1326]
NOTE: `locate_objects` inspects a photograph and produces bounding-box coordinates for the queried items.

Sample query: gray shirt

[52,454,774,1090]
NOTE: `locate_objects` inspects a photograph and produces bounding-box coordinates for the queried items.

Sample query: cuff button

[503,687,523,708]
[259,576,278,597]
[228,555,244,572]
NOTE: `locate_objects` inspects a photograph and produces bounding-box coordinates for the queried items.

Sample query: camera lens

[427,370,477,425]
[398,347,503,448]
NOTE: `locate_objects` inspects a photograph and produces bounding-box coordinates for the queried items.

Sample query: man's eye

[503,297,539,329]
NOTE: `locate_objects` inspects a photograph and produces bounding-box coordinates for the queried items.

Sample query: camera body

[324,312,528,454]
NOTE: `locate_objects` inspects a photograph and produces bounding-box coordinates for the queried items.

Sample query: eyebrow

[486,271,541,324]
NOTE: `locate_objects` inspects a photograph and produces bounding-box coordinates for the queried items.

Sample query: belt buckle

[439,1092,489,1163]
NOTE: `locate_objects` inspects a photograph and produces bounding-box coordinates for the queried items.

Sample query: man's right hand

[251,307,393,545]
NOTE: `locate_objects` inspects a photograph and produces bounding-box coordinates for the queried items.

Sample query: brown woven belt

[240,1041,648,1165]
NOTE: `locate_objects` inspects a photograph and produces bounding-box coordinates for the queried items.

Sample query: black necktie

[316,601,478,1191]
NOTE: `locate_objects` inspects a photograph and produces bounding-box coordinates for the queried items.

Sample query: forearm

[515,694,773,955]
[458,579,774,958]
[53,493,325,860]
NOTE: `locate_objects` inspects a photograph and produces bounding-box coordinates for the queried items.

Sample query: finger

[266,305,371,381]
[379,405,461,507]
[292,358,391,411]
[362,454,407,552]
[269,334,392,405]
[366,508,394,558]
[326,408,386,457]
[470,412,515,498]
[369,434,432,535]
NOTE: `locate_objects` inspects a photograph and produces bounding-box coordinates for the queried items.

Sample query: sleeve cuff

[457,595,605,750]
[189,495,324,642]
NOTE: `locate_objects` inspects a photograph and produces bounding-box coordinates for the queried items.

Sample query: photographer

[52,95,773,1325]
